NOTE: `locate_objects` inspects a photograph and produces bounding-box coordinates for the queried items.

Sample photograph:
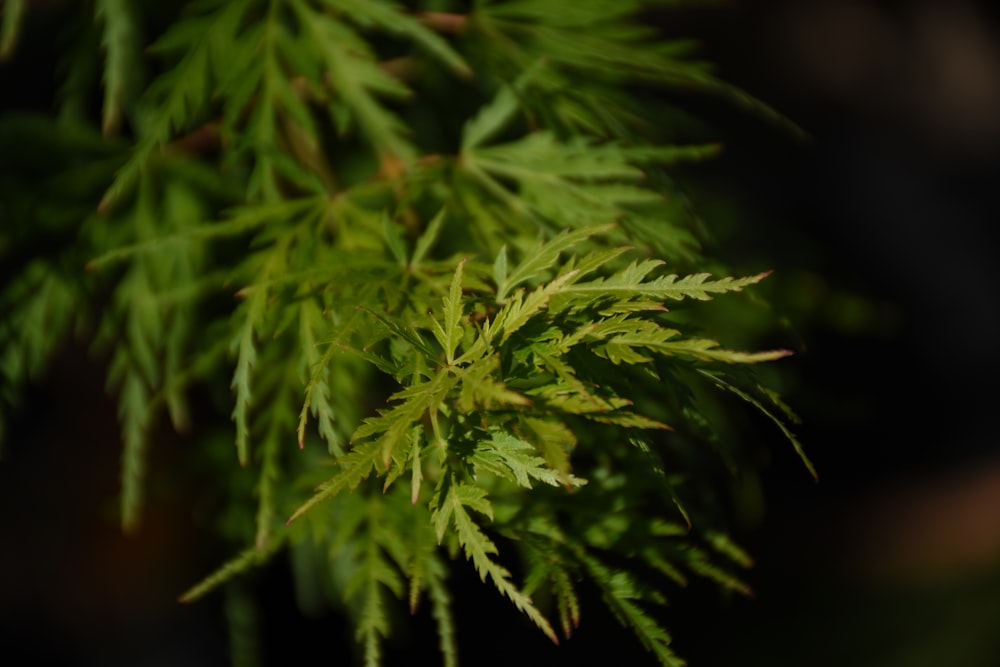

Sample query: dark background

[667,1,1000,665]
[3,1,1000,665]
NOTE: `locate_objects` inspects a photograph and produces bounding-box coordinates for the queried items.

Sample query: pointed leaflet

[352,368,458,469]
[87,197,324,269]
[179,538,284,603]
[682,543,752,597]
[96,0,140,137]
[411,207,447,268]
[409,426,423,505]
[0,0,24,60]
[325,0,471,78]
[697,369,817,480]
[345,505,406,667]
[521,534,581,639]
[472,133,646,182]
[455,354,530,412]
[549,563,581,639]
[291,0,416,162]
[298,291,378,451]
[360,306,440,363]
[118,367,150,533]
[648,337,792,365]
[564,264,773,301]
[430,259,467,365]
[289,370,457,525]
[574,548,685,667]
[108,181,163,531]
[471,429,579,489]
[705,530,755,570]
[296,298,343,453]
[623,143,723,165]
[631,438,689,527]
[461,60,547,150]
[493,270,579,344]
[520,416,577,485]
[432,478,558,643]
[492,245,508,290]
[432,480,492,543]
[425,556,458,667]
[101,0,251,209]
[285,439,383,525]
[230,286,266,467]
[462,84,520,152]
[382,213,408,266]
[586,316,788,366]
[253,369,298,551]
[496,224,614,301]
[403,504,457,665]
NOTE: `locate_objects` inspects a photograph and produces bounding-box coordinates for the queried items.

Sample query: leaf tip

[96,191,115,216]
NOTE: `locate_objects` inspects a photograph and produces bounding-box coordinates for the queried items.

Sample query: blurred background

[3,0,1000,665]
[665,1,1000,665]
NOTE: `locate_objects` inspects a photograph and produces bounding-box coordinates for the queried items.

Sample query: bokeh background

[661,1,1000,665]
[3,1,1000,665]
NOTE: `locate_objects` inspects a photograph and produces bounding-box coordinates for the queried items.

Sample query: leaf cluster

[0,2,809,666]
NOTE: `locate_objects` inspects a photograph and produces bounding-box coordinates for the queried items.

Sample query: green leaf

[96,0,141,137]
[291,0,416,162]
[432,480,492,543]
[230,292,264,467]
[492,245,508,290]
[565,266,773,301]
[2,3,816,665]
[522,537,581,639]
[343,501,407,667]
[252,372,297,551]
[411,207,447,267]
[409,426,423,505]
[351,368,458,469]
[519,417,577,484]
[118,368,150,534]
[326,0,472,78]
[361,307,441,365]
[574,548,685,667]
[382,213,409,266]
[180,539,283,604]
[462,84,521,152]
[286,439,383,525]
[297,298,346,454]
[648,337,792,365]
[493,270,579,343]
[472,429,581,488]
[0,0,25,61]
[697,369,817,480]
[461,59,548,150]
[101,0,251,210]
[425,556,458,667]
[432,477,558,643]
[455,354,530,412]
[430,258,467,365]
[473,133,645,181]
[496,224,613,301]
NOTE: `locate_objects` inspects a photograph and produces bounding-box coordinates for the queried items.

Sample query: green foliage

[0,1,809,665]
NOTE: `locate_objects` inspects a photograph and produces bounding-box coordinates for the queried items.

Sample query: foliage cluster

[0,1,810,665]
